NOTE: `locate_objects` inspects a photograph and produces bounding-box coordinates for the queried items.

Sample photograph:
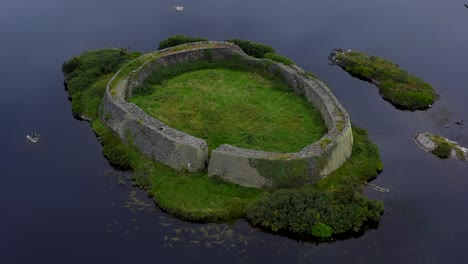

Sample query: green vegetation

[226,39,275,58]
[130,68,326,152]
[62,48,141,95]
[429,134,465,160]
[246,188,383,239]
[156,36,318,80]
[64,49,264,221]
[158,35,208,50]
[335,51,437,110]
[264,53,294,65]
[63,44,384,239]
[246,127,384,239]
[311,223,334,238]
[315,127,383,191]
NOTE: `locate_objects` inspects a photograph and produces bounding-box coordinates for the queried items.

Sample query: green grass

[130,68,327,152]
[335,51,437,110]
[315,127,383,191]
[63,46,384,239]
[158,35,208,50]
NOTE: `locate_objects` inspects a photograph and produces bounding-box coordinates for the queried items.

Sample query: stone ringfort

[100,41,353,188]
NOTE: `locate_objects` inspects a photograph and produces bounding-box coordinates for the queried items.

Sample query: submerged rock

[414,133,467,160]
[369,183,389,194]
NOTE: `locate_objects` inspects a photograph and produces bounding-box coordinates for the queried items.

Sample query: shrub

[62,49,141,95]
[62,57,82,77]
[264,53,294,65]
[245,188,383,238]
[227,39,275,58]
[158,35,208,50]
[431,141,452,159]
[311,223,333,238]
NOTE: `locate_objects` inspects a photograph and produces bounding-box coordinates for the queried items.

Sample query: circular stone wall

[100,41,353,188]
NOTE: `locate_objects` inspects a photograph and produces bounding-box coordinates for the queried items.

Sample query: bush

[62,49,141,95]
[264,53,294,65]
[158,35,208,50]
[245,188,383,238]
[227,39,275,58]
[62,57,82,77]
[311,223,333,238]
[431,141,452,159]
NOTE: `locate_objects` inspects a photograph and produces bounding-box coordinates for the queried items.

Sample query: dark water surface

[1,0,467,263]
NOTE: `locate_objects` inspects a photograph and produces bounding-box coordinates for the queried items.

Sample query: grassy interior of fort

[129,68,327,152]
[62,40,384,240]
[335,50,437,110]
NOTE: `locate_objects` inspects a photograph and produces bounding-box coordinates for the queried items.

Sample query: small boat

[465,4,468,8]
[174,6,184,11]
[26,133,40,143]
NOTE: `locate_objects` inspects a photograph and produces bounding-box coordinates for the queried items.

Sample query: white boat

[26,133,40,143]
[174,6,184,11]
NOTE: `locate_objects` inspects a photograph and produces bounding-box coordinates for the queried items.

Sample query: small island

[62,36,384,240]
[330,49,437,111]
[415,133,467,160]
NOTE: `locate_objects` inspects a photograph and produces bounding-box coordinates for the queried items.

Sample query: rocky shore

[414,133,467,160]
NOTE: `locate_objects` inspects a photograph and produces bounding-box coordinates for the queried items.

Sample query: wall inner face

[100,41,353,188]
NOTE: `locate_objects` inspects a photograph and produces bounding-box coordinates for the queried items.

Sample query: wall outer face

[100,41,353,188]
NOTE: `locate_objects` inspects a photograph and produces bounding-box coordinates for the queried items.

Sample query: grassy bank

[334,50,437,110]
[63,42,384,239]
[130,68,327,152]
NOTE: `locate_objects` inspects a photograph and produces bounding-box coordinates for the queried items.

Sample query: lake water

[1,0,467,263]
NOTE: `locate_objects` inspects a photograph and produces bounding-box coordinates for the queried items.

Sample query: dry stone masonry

[100,41,353,188]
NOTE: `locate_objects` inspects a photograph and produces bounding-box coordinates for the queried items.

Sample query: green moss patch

[335,50,437,110]
[130,68,327,152]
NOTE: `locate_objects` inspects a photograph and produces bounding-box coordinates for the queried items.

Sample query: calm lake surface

[1,0,467,263]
